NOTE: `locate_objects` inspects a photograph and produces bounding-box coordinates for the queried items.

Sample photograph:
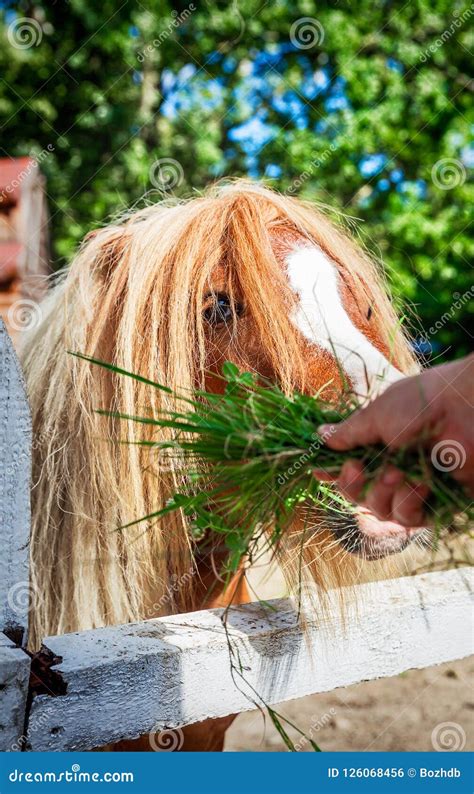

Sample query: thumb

[318,403,382,451]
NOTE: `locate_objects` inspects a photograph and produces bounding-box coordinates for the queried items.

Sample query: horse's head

[23,180,421,646]
[190,184,420,562]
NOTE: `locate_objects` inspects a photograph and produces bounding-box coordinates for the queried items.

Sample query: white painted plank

[28,568,473,751]
[0,632,31,751]
[0,320,31,641]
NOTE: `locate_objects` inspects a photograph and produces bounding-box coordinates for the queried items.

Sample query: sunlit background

[0,0,473,753]
[0,0,472,359]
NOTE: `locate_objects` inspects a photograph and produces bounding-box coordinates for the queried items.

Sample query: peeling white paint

[0,320,31,641]
[27,568,473,751]
[0,319,472,755]
[0,632,30,751]
[286,246,403,398]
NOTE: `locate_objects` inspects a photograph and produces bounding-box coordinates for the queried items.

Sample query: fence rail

[27,568,473,752]
[0,320,472,752]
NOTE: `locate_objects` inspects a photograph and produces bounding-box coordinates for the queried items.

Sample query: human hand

[317,354,474,527]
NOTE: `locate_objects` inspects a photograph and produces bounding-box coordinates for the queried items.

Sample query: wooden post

[0,320,32,750]
[0,318,31,642]
[0,632,30,751]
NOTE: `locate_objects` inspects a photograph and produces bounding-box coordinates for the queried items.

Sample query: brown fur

[20,180,416,750]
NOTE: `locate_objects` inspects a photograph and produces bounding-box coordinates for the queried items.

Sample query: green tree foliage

[1,0,472,356]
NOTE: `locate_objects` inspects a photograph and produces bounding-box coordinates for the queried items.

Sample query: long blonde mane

[21,180,415,649]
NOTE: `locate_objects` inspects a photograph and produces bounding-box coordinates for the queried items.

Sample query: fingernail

[318,424,334,440]
[382,467,403,485]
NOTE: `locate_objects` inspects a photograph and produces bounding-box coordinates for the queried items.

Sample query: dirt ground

[225,657,473,752]
[225,539,473,752]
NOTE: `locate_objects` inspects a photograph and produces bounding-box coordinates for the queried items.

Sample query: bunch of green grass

[76,354,472,573]
[74,354,472,751]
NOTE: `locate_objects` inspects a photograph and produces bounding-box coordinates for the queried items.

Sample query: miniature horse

[21,181,418,751]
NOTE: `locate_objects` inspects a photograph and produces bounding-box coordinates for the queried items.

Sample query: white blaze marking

[286,246,404,398]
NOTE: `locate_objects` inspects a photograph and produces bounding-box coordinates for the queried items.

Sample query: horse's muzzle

[332,507,428,560]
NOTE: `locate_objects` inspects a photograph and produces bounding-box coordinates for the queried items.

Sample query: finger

[318,403,382,452]
[337,459,366,502]
[391,482,430,527]
[364,466,405,521]
[313,469,336,483]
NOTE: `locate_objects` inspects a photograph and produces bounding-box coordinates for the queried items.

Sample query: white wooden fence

[0,319,472,751]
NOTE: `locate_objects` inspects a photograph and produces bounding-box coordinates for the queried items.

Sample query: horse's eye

[204,294,243,326]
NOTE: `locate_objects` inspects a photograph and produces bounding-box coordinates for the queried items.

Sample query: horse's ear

[269,223,308,258]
